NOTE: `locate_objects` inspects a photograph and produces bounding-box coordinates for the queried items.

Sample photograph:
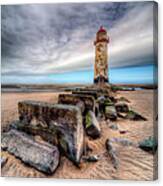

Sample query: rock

[1,156,8,168]
[105,139,119,169]
[58,94,96,114]
[115,102,129,113]
[72,90,98,99]
[96,96,106,115]
[110,138,135,147]
[97,97,113,115]
[83,155,100,162]
[15,101,84,165]
[105,104,117,120]
[104,98,113,106]
[119,130,127,134]
[85,111,101,139]
[109,123,118,130]
[97,95,105,102]
[105,138,137,169]
[139,136,158,154]
[1,129,59,174]
[125,110,147,121]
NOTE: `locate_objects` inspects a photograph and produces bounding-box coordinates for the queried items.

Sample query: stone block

[105,105,117,120]
[58,94,96,114]
[125,110,147,121]
[85,111,101,139]
[2,129,59,174]
[115,102,129,113]
[16,101,84,165]
[72,90,98,99]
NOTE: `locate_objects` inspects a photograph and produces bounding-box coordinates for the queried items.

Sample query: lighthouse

[94,26,109,84]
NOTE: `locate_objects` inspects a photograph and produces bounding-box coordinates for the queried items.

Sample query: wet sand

[1,90,157,180]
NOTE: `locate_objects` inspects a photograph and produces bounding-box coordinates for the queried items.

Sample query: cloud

[1,2,156,80]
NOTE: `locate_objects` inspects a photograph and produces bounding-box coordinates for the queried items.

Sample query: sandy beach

[1,89,157,180]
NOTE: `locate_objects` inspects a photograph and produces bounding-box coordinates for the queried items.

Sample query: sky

[1,2,157,84]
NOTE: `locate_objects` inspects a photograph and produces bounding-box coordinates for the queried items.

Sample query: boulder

[96,96,106,115]
[15,101,84,165]
[105,139,119,169]
[97,97,113,115]
[105,104,117,120]
[139,136,158,154]
[1,129,59,174]
[115,102,129,113]
[110,137,135,147]
[109,123,119,130]
[105,138,136,169]
[85,111,101,139]
[58,94,96,114]
[125,110,147,121]
[82,155,100,162]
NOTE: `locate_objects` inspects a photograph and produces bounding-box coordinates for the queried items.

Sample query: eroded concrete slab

[15,101,84,165]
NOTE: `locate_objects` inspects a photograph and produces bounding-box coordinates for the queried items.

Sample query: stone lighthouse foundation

[94,26,109,84]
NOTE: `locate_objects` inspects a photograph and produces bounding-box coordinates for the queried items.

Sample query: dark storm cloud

[1,2,155,77]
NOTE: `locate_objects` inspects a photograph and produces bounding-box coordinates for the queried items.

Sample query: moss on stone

[85,112,92,129]
[127,110,135,116]
[126,110,147,121]
[104,99,113,106]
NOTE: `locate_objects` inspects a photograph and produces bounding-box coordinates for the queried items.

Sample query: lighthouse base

[94,76,108,84]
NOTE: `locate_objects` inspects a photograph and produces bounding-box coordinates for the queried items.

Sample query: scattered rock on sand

[110,137,135,147]
[1,129,60,174]
[83,155,100,162]
[139,136,158,154]
[125,110,147,121]
[85,110,101,139]
[105,137,137,169]
[109,123,119,130]
[105,139,119,169]
[105,104,117,120]
[97,95,106,114]
[115,102,129,113]
[119,130,128,134]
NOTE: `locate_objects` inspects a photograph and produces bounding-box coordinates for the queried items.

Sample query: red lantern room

[97,26,107,33]
[94,26,109,45]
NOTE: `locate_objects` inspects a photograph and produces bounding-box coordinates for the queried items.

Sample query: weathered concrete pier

[1,27,148,175]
